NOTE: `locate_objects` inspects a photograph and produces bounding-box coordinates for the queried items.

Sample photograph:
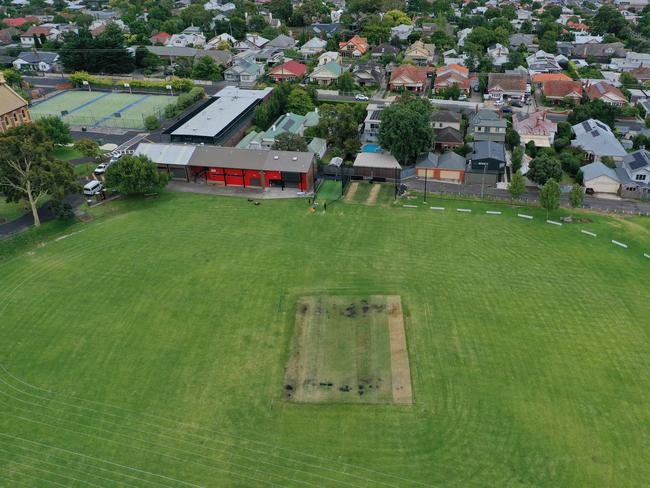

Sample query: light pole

[423,167,428,203]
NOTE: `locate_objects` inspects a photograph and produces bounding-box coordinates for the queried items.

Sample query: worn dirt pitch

[284,295,413,404]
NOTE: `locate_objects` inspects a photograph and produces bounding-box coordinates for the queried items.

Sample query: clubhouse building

[134,143,316,192]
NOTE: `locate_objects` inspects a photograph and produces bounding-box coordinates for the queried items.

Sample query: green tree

[286,88,314,115]
[508,170,526,200]
[192,56,223,81]
[361,15,391,44]
[511,146,524,173]
[383,10,411,27]
[505,128,520,149]
[73,139,101,158]
[337,72,356,93]
[0,125,78,227]
[35,116,72,146]
[311,103,361,160]
[272,133,309,152]
[539,178,561,218]
[269,0,293,21]
[569,183,585,208]
[105,155,171,195]
[528,153,562,185]
[378,95,433,165]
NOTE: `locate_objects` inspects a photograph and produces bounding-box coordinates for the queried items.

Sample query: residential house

[573,32,603,45]
[415,151,467,183]
[12,51,59,71]
[487,73,528,100]
[389,65,429,93]
[223,57,264,86]
[299,37,327,56]
[586,81,627,107]
[487,43,509,67]
[434,127,464,150]
[509,33,538,53]
[235,34,269,50]
[140,45,232,68]
[246,48,283,65]
[312,23,342,38]
[168,31,206,48]
[469,109,507,142]
[318,51,339,66]
[526,50,562,74]
[150,32,171,45]
[371,43,400,59]
[542,80,583,104]
[442,49,469,67]
[2,17,40,28]
[421,22,454,37]
[351,62,385,86]
[266,34,297,50]
[205,33,236,49]
[513,111,557,147]
[531,73,573,86]
[404,40,435,66]
[237,110,319,150]
[465,141,507,184]
[20,25,59,46]
[571,42,626,62]
[457,28,473,48]
[268,60,308,82]
[581,161,622,194]
[310,62,345,86]
[339,35,369,57]
[89,19,128,37]
[610,51,650,71]
[362,102,389,143]
[431,110,462,131]
[571,119,627,162]
[630,65,650,83]
[0,72,31,134]
[617,149,650,200]
[434,64,470,94]
[391,24,413,41]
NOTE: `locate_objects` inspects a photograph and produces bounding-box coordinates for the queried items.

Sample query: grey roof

[16,51,58,64]
[415,152,438,168]
[571,119,627,157]
[142,45,231,65]
[438,151,466,170]
[266,34,297,49]
[623,149,650,170]
[170,87,272,138]
[353,152,402,169]
[468,141,506,162]
[134,143,314,172]
[470,109,507,128]
[434,127,463,144]
[431,110,461,123]
[509,33,536,48]
[581,161,620,183]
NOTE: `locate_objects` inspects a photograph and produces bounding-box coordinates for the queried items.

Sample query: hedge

[69,72,194,92]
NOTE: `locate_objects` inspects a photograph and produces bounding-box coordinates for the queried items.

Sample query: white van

[83,180,104,196]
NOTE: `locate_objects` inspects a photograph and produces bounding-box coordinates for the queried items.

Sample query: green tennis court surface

[30,90,176,129]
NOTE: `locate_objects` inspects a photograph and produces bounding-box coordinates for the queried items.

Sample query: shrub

[144,115,160,131]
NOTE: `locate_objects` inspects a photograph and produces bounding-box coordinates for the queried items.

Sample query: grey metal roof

[438,151,466,170]
[434,127,463,144]
[571,119,627,157]
[353,152,402,169]
[134,143,314,172]
[471,109,507,128]
[468,141,506,162]
[581,161,620,183]
[431,110,461,123]
[415,152,438,168]
[170,86,272,138]
[16,51,58,63]
[624,149,650,170]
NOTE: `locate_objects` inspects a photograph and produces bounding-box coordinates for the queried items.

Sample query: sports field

[30,90,176,129]
[0,191,649,487]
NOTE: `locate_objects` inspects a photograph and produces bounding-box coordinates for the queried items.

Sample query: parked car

[501,107,513,113]
[511,100,523,108]
[355,94,369,101]
[94,163,109,174]
[494,99,504,106]
[458,94,468,101]
[83,180,104,196]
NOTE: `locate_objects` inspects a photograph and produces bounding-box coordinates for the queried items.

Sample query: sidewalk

[167,181,311,199]
[0,195,85,240]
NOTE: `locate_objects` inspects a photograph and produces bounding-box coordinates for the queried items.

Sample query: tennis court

[30,90,176,129]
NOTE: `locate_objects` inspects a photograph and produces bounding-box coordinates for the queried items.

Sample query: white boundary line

[402,205,418,208]
[546,220,562,226]
[456,208,472,213]
[581,230,597,237]
[485,211,501,215]
[644,253,650,259]
[517,213,533,220]
[429,206,445,211]
[612,240,628,249]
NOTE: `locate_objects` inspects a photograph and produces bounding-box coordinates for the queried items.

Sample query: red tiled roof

[567,21,589,31]
[436,63,469,77]
[3,18,28,28]
[22,26,52,37]
[532,73,572,84]
[339,35,369,54]
[390,64,428,84]
[269,60,308,77]
[586,81,626,101]
[150,32,171,42]
[542,80,583,98]
[434,71,470,90]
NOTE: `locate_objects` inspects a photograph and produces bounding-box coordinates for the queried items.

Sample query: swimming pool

[361,143,384,153]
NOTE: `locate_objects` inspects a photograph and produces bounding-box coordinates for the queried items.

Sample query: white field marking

[612,240,628,248]
[0,439,165,488]
[0,367,431,488]
[546,220,562,226]
[644,253,650,259]
[485,211,502,215]
[0,453,104,488]
[581,230,597,237]
[2,445,144,488]
[456,208,472,213]
[517,213,533,219]
[430,206,445,211]
[402,204,418,208]
[0,432,203,488]
[0,468,70,488]
[54,230,85,242]
[0,392,356,488]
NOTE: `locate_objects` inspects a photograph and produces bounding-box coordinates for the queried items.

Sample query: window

[636,174,647,181]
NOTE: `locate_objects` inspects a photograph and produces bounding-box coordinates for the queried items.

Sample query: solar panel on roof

[590,130,600,137]
[581,121,591,131]
[629,151,649,170]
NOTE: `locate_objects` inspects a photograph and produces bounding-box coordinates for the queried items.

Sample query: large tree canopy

[105,155,171,195]
[378,95,433,165]
[60,23,134,74]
